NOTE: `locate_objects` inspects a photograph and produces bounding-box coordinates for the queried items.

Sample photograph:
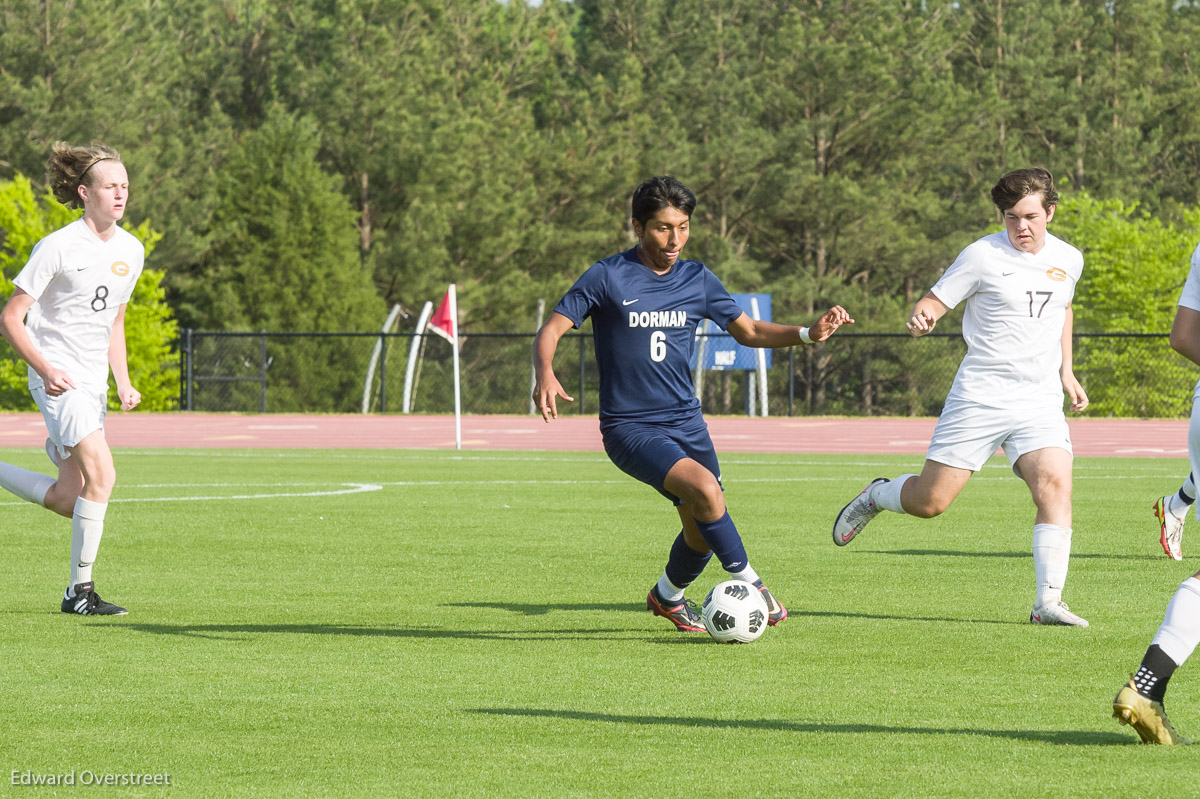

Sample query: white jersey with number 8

[13,219,145,392]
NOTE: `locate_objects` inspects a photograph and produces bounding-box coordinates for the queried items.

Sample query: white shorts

[926,397,1072,473]
[32,385,107,460]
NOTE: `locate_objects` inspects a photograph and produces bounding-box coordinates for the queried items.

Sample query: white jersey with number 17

[13,219,145,391]
[931,230,1083,409]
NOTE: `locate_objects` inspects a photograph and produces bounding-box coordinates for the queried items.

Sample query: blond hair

[47,141,122,209]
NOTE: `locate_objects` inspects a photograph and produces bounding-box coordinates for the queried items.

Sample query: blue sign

[691,293,772,371]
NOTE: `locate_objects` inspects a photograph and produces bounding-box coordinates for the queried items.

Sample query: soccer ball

[701,580,768,644]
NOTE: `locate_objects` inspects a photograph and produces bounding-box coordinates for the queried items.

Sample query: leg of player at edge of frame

[1154,472,1194,562]
[1113,570,1200,744]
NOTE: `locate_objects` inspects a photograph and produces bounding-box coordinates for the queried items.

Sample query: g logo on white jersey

[111,261,130,277]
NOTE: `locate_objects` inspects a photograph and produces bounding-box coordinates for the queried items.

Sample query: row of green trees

[1,0,1199,412]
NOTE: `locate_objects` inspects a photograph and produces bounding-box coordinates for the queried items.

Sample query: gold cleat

[1113,679,1191,745]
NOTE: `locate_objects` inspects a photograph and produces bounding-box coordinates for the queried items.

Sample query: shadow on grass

[859,549,1158,561]
[647,610,1026,642]
[468,707,1133,746]
[442,601,643,616]
[445,601,1030,629]
[119,622,651,641]
[796,609,1026,626]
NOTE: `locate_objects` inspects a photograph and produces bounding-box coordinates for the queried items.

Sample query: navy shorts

[602,417,723,505]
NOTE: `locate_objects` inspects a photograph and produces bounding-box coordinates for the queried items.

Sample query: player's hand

[1062,373,1089,412]
[907,309,937,337]
[117,384,141,411]
[533,373,574,422]
[40,367,75,397]
[808,305,855,342]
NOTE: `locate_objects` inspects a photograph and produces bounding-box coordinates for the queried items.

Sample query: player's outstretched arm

[1170,305,1200,369]
[727,305,854,349]
[808,305,855,342]
[532,312,576,422]
[907,292,950,338]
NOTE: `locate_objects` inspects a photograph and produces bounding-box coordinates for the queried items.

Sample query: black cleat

[752,580,787,626]
[646,586,705,632]
[61,582,128,616]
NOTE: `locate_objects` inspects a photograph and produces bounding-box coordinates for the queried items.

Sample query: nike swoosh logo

[1002,271,1015,276]
[76,266,90,271]
[622,299,639,306]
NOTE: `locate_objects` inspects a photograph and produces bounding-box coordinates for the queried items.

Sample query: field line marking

[113,482,383,503]
[0,482,382,506]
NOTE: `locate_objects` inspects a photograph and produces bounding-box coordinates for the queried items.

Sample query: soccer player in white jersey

[0,142,144,616]
[831,168,1091,626]
[1112,241,1200,743]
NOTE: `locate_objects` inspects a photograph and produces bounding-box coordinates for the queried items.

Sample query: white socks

[69,497,107,590]
[870,478,1074,610]
[655,573,685,603]
[1033,523,1072,607]
[656,565,762,603]
[0,461,54,507]
[874,475,916,514]
[727,564,761,584]
[1165,474,1197,517]
[1151,577,1200,666]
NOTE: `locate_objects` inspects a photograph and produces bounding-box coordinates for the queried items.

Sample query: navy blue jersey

[554,248,743,427]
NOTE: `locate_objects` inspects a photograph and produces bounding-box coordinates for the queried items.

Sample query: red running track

[0,412,1186,457]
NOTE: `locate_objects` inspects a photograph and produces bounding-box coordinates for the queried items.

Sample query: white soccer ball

[701,579,769,644]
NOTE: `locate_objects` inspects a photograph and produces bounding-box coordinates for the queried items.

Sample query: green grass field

[2,446,1198,797]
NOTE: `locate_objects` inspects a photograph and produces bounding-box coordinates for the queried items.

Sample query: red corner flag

[425,284,462,450]
[427,285,457,342]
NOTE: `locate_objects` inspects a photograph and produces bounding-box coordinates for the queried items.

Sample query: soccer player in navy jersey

[532,176,854,632]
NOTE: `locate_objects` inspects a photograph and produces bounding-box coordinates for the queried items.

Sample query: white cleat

[1154,496,1184,561]
[1030,601,1088,627]
[832,478,888,546]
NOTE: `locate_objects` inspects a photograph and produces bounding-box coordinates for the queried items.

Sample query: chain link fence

[178,329,1198,418]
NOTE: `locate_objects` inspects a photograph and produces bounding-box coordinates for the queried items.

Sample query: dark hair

[47,141,122,209]
[990,167,1059,213]
[630,176,696,225]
